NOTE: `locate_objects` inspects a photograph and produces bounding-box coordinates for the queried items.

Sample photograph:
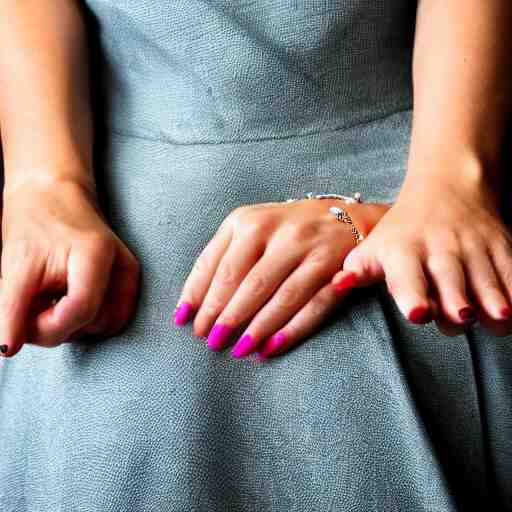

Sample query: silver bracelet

[284,191,365,245]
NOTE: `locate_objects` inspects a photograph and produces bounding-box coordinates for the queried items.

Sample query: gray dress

[1,1,511,511]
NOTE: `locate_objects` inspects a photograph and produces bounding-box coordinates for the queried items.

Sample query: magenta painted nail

[231,334,256,359]
[259,331,287,358]
[174,302,193,326]
[207,323,234,351]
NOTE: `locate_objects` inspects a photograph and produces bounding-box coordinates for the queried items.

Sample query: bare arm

[405,0,512,191]
[0,0,95,195]
[0,1,140,358]
[332,1,512,336]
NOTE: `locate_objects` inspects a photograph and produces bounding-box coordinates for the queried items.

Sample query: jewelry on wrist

[284,191,365,246]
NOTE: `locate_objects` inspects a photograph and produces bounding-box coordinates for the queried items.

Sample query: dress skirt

[1,1,511,510]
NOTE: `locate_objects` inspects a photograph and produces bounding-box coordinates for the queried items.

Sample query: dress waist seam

[107,105,413,147]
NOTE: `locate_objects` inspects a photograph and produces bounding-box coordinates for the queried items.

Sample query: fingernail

[500,306,512,319]
[174,302,193,326]
[0,345,8,355]
[459,307,476,324]
[207,323,234,351]
[409,306,432,324]
[259,331,287,358]
[333,272,357,293]
[231,334,256,359]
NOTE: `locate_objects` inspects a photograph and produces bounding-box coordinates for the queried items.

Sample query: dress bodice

[83,0,416,144]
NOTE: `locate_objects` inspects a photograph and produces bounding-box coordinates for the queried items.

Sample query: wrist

[3,162,98,205]
[403,146,502,202]
[340,201,392,240]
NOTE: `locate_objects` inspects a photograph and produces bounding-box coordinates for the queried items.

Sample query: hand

[173,198,390,359]
[0,178,141,358]
[330,162,512,337]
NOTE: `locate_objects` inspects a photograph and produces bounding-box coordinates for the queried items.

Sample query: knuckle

[245,271,268,297]
[428,228,460,252]
[376,244,407,264]
[215,261,238,288]
[282,222,311,243]
[425,251,458,274]
[460,233,486,255]
[275,284,300,310]
[309,293,332,319]
[3,238,36,267]
[236,217,268,239]
[83,232,116,258]
[306,246,331,267]
[202,293,225,316]
[73,297,99,326]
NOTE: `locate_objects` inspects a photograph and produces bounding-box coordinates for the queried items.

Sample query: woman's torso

[5,2,510,511]
[84,0,416,145]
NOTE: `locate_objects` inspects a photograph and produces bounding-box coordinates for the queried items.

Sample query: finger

[379,246,433,324]
[465,282,512,337]
[78,245,141,338]
[424,250,477,326]
[253,279,352,360]
[229,246,338,357]
[429,283,466,337]
[461,242,511,322]
[332,241,384,291]
[174,219,233,328]
[192,231,265,339]
[0,242,44,357]
[38,240,116,346]
[487,237,512,318]
[204,234,306,350]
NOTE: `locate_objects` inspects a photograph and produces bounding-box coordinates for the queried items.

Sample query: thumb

[332,242,385,292]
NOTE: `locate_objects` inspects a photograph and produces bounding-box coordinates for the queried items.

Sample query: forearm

[0,0,94,195]
[405,0,512,189]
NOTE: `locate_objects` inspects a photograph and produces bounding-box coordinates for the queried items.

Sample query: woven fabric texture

[1,1,511,511]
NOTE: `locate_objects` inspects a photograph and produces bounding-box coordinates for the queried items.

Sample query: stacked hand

[175,164,512,359]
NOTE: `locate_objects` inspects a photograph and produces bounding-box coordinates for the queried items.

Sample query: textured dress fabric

[1,1,511,511]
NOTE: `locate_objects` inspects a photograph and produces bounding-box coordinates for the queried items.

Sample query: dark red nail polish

[459,307,476,323]
[409,306,432,324]
[333,272,357,293]
[0,345,8,354]
[500,306,512,319]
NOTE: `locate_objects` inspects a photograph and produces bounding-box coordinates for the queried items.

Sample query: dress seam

[108,105,412,147]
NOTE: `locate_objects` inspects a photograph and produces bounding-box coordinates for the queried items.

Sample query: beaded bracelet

[284,192,365,246]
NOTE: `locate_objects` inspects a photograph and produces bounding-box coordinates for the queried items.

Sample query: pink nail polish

[174,302,193,326]
[259,331,287,358]
[207,323,234,351]
[231,334,256,359]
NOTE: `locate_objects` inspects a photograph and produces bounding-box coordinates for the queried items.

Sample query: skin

[0,1,510,361]
[331,0,512,341]
[178,0,512,358]
[0,1,140,358]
